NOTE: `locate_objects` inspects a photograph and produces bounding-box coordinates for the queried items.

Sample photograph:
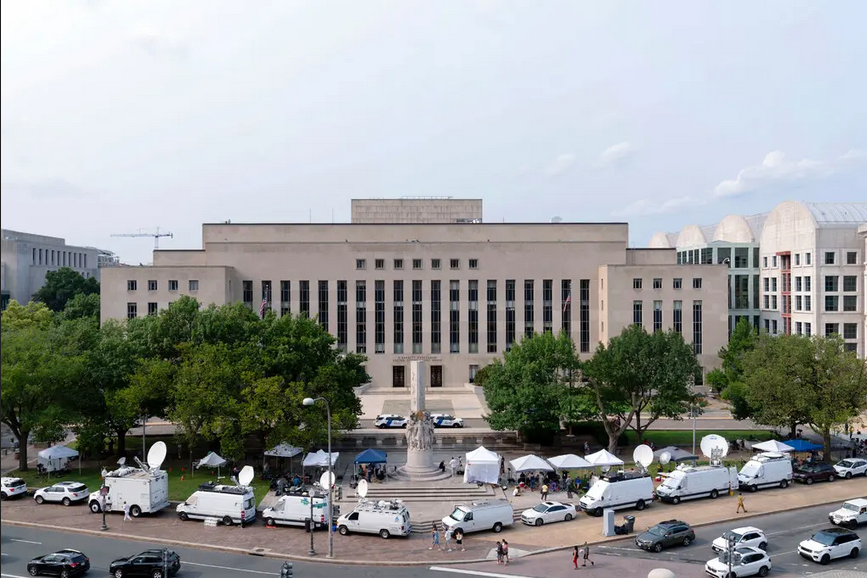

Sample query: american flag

[259,299,268,318]
[562,295,571,314]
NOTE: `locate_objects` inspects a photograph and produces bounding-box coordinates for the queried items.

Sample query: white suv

[374,414,407,429]
[430,414,464,428]
[712,527,768,553]
[705,546,772,577]
[1,477,27,500]
[834,458,867,479]
[798,528,861,564]
[34,481,90,506]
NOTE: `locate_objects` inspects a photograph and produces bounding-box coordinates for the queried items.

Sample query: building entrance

[392,365,406,388]
[431,365,443,387]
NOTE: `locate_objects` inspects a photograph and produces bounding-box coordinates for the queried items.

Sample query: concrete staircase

[357,482,496,503]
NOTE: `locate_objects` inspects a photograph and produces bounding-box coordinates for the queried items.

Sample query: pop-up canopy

[265,443,303,458]
[510,454,553,472]
[37,445,79,473]
[303,450,339,468]
[585,449,624,467]
[548,454,593,469]
[463,446,500,485]
[354,449,387,464]
[752,440,795,453]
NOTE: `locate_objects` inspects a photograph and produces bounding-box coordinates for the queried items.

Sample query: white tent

[37,445,79,473]
[751,440,795,453]
[196,451,228,479]
[548,454,593,470]
[303,450,339,468]
[464,446,500,485]
[265,444,303,458]
[585,449,624,467]
[510,454,553,472]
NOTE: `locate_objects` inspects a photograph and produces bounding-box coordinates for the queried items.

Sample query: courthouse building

[100,199,728,389]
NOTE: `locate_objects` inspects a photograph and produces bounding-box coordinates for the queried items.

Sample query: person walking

[123,501,132,522]
[444,527,453,552]
[572,546,579,570]
[430,525,441,550]
[449,457,458,478]
[502,540,510,566]
[541,482,549,501]
[737,492,747,514]
[582,541,593,566]
[565,475,573,499]
[496,541,503,565]
[456,530,465,551]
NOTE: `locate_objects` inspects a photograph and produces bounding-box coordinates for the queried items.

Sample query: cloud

[543,153,576,176]
[599,141,634,166]
[131,29,188,58]
[612,195,703,218]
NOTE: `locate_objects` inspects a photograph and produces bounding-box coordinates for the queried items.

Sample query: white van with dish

[655,465,739,504]
[578,473,655,517]
[737,452,793,492]
[829,498,867,528]
[262,492,333,528]
[177,482,257,526]
[441,500,514,535]
[336,499,412,539]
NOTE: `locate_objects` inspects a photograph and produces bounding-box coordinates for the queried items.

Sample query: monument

[396,360,450,480]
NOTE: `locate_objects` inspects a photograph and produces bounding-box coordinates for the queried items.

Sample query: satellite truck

[578,446,655,517]
[88,441,170,517]
[654,435,739,504]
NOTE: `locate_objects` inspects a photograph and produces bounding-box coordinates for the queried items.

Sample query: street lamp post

[303,396,333,559]
[99,479,108,532]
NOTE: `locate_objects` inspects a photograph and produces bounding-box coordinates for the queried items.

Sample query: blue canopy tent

[785,439,823,452]
[354,449,387,464]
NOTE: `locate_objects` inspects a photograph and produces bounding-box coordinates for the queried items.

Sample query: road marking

[183,561,276,575]
[767,521,826,537]
[1,574,30,578]
[429,567,535,578]
[9,539,41,545]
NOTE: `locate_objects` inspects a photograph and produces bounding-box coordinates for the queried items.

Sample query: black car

[27,549,90,577]
[634,519,696,552]
[109,549,180,578]
[793,462,837,484]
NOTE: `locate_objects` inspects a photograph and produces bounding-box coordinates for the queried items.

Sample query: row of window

[763,275,859,294]
[631,300,703,354]
[633,277,701,290]
[677,247,758,268]
[32,247,88,268]
[763,250,859,269]
[127,279,200,292]
[355,258,479,271]
[763,293,859,312]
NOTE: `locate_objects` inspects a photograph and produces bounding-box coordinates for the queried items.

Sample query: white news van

[737,452,793,492]
[88,465,170,517]
[176,482,257,526]
[262,492,334,528]
[441,500,515,535]
[829,498,867,528]
[336,499,412,539]
[654,465,739,504]
[578,473,655,516]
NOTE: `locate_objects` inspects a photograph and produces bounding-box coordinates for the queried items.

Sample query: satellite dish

[117,457,127,467]
[146,441,167,470]
[601,465,611,473]
[633,445,653,468]
[659,452,672,465]
[357,479,369,498]
[700,434,729,459]
[320,471,335,489]
[238,465,254,487]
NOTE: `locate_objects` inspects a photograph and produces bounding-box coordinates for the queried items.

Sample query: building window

[375,259,384,270]
[633,300,643,327]
[127,280,138,291]
[845,343,858,352]
[243,281,253,308]
[795,276,802,291]
[653,301,662,332]
[692,300,703,354]
[772,256,777,267]
[561,280,572,339]
[469,259,479,270]
[701,248,714,265]
[167,280,178,291]
[771,278,777,292]
[262,280,273,309]
[843,295,857,312]
[753,247,760,268]
[189,280,199,292]
[580,280,590,352]
[394,259,403,270]
[524,280,535,339]
[357,259,367,270]
[772,295,777,309]
[633,278,643,289]
[468,280,479,353]
[763,295,769,309]
[148,302,158,316]
[805,252,811,265]
[805,295,812,311]
[431,259,441,270]
[317,281,328,332]
[393,281,404,354]
[127,302,137,319]
[804,322,812,336]
[450,280,460,353]
[673,300,683,334]
[450,259,460,270]
[469,364,479,384]
[763,256,768,268]
[843,323,857,340]
[764,319,770,333]
[763,277,770,292]
[368,280,383,354]
[337,281,348,351]
[542,280,553,334]
[825,252,835,265]
[412,280,423,354]
[693,278,702,289]
[355,281,367,354]
[825,323,839,337]
[280,281,290,316]
[431,281,442,354]
[673,278,682,290]
[847,251,858,265]
[795,295,802,311]
[505,279,516,351]
[843,276,857,292]
[805,276,812,291]
[795,321,802,335]
[772,320,777,334]
[794,254,800,266]
[734,248,749,268]
[413,259,423,270]
[148,280,158,291]
[653,278,662,289]
[486,280,498,353]
[825,276,839,292]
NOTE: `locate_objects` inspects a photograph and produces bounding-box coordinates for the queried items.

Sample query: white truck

[177,482,257,526]
[441,500,514,535]
[88,464,170,517]
[738,452,793,492]
[654,465,739,504]
[337,499,412,539]
[829,498,867,528]
[262,492,333,528]
[578,473,655,517]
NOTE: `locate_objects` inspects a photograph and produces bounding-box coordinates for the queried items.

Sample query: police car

[1,477,28,500]
[374,414,408,429]
[430,414,464,428]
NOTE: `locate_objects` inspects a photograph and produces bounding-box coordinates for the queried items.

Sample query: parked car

[373,414,407,428]
[798,528,861,564]
[430,413,464,428]
[711,526,768,553]
[27,549,90,577]
[705,546,772,578]
[793,463,837,485]
[109,548,181,577]
[1,476,27,500]
[520,501,576,526]
[34,482,89,506]
[634,520,695,553]
[834,458,867,479]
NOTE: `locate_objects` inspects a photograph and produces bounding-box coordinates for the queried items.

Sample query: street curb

[1,493,858,567]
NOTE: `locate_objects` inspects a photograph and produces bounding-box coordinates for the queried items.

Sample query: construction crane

[111,227,174,249]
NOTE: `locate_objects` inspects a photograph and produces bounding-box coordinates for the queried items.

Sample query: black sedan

[27,549,90,577]
[109,549,180,577]
[793,462,837,484]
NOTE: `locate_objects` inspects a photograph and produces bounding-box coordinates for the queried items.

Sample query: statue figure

[405,410,434,451]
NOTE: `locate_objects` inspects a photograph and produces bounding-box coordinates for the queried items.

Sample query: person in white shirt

[449,457,458,477]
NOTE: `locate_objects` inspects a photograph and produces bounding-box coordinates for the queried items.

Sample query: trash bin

[623,515,635,534]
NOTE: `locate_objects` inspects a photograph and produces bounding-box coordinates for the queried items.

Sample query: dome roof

[802,202,867,227]
[648,232,674,248]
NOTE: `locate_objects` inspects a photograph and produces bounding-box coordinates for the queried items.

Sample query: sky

[2,0,866,265]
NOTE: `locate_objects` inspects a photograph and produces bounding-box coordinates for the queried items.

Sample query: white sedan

[712,527,768,553]
[520,501,576,526]
[34,481,89,506]
[705,546,772,577]
[834,458,867,479]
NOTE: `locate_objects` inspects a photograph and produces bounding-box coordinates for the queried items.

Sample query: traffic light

[280,561,293,577]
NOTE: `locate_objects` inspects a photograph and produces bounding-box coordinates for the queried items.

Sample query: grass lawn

[621,429,775,447]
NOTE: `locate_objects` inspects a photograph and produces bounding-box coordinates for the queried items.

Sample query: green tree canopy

[32,267,100,312]
[1,300,53,331]
[706,318,759,419]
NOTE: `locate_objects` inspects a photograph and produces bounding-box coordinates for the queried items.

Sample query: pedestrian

[502,540,510,565]
[444,527,453,551]
[737,492,747,514]
[541,482,549,500]
[430,525,440,550]
[566,475,573,499]
[456,530,465,551]
[496,541,503,565]
[123,501,132,522]
[582,541,593,566]
[449,456,458,477]
[572,545,579,569]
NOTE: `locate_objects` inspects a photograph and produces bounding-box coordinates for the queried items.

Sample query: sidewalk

[3,476,865,565]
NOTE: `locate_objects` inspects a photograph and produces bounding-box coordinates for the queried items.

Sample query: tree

[706,318,759,419]
[59,293,100,322]
[1,301,53,331]
[583,325,701,452]
[32,267,99,312]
